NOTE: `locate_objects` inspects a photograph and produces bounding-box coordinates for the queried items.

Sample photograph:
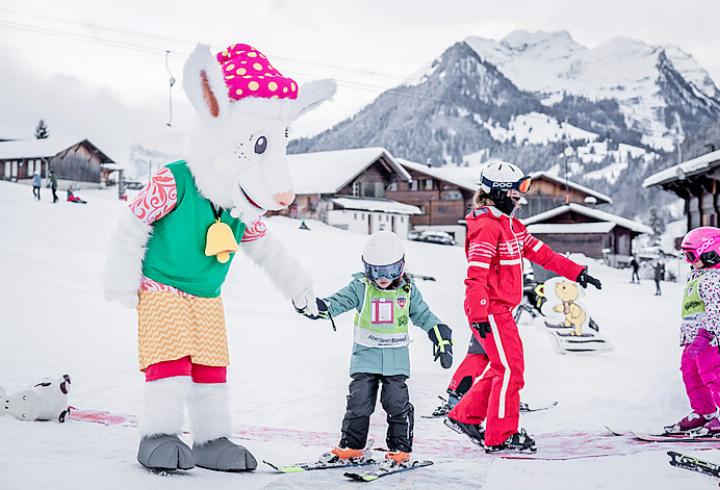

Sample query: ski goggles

[481,175,532,194]
[364,258,405,282]
[683,250,697,263]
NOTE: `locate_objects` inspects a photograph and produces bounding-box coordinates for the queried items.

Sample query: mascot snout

[273,191,295,207]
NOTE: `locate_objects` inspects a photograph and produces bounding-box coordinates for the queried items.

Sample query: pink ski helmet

[681,226,720,268]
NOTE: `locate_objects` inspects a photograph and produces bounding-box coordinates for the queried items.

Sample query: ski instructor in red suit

[445,161,602,453]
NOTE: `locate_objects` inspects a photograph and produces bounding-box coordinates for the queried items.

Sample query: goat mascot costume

[104,42,336,472]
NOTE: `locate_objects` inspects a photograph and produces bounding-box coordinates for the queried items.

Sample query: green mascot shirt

[142,161,246,297]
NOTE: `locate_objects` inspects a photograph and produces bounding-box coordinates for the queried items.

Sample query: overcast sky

[1,0,718,160]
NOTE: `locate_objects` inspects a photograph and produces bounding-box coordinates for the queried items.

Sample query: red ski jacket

[464,206,585,322]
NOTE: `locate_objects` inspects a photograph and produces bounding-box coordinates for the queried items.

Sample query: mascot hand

[293,286,319,317]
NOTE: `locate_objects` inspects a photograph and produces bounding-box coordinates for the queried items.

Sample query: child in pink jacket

[666,227,720,435]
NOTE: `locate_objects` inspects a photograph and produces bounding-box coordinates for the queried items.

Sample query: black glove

[293,298,330,320]
[471,321,492,339]
[576,268,602,290]
[428,324,453,369]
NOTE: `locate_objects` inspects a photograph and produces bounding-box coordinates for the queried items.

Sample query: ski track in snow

[0,180,717,489]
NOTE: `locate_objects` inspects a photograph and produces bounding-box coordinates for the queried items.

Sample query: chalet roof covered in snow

[529,171,613,204]
[397,159,480,192]
[0,138,116,164]
[331,197,422,215]
[643,149,720,187]
[522,202,653,234]
[0,138,77,160]
[526,222,617,234]
[287,147,411,194]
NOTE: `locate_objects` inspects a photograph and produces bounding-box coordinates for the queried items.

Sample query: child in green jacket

[296,231,453,469]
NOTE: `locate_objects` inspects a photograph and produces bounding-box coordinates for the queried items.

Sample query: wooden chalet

[284,148,420,236]
[0,138,117,184]
[643,149,720,231]
[523,203,652,261]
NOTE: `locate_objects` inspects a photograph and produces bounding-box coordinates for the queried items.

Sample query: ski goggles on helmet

[683,250,697,263]
[481,175,532,194]
[364,257,405,282]
[683,249,720,266]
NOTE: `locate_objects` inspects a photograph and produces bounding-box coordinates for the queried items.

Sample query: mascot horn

[104,42,336,472]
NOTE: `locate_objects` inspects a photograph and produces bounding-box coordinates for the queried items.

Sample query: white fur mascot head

[182,42,336,223]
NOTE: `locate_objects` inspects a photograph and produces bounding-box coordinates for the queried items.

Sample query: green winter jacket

[324,273,442,377]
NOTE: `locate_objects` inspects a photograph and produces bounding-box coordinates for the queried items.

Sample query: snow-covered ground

[0,180,715,489]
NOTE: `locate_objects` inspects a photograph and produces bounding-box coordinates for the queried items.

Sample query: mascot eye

[254,136,268,155]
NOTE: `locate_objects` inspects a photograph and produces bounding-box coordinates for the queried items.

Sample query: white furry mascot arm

[242,230,318,316]
[103,207,151,308]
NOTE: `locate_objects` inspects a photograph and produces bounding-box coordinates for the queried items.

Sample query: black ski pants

[339,373,414,452]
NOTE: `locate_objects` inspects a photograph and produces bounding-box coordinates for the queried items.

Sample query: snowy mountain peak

[500,29,581,52]
[466,32,720,151]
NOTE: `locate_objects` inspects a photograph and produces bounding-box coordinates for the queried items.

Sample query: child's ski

[631,432,720,443]
[263,458,376,473]
[264,440,376,473]
[605,427,720,442]
[343,460,433,482]
[668,450,720,479]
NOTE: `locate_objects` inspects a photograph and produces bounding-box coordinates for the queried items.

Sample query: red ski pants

[447,353,490,395]
[448,311,525,446]
[145,356,227,383]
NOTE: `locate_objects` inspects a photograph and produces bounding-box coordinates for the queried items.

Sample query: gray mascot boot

[189,383,257,471]
[137,376,195,471]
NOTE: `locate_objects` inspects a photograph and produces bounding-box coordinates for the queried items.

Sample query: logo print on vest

[397,297,407,308]
[371,299,394,324]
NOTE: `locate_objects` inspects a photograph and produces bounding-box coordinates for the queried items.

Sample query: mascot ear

[295,79,336,117]
[183,43,229,120]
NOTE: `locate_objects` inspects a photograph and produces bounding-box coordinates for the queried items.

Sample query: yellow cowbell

[204,219,239,263]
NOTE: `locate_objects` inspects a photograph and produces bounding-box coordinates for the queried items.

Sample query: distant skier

[630,256,640,284]
[654,260,665,296]
[665,227,720,436]
[445,161,602,453]
[31,171,41,200]
[296,231,453,470]
[48,170,58,203]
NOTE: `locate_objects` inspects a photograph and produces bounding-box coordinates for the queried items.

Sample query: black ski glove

[428,324,453,369]
[471,321,492,339]
[576,268,602,290]
[293,298,330,320]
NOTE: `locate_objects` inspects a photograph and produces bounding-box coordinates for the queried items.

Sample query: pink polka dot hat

[217,43,298,101]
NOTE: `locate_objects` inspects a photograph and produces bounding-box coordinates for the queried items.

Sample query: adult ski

[343,460,433,482]
[519,401,559,412]
[423,397,557,418]
[668,450,720,479]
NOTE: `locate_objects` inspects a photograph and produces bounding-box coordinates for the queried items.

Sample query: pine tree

[35,120,49,139]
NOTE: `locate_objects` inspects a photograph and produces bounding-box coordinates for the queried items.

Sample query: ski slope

[0,180,715,489]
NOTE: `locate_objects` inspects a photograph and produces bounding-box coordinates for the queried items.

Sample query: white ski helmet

[479,161,529,194]
[362,230,404,265]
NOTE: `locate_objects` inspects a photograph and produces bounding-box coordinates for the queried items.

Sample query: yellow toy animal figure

[552,281,587,336]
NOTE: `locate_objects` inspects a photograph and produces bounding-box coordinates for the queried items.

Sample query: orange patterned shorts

[136,291,229,370]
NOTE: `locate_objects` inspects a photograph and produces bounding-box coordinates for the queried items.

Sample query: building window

[388,182,398,191]
[352,181,361,196]
[354,213,357,220]
[410,180,418,191]
[441,190,462,200]
[400,216,404,223]
[424,179,433,190]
